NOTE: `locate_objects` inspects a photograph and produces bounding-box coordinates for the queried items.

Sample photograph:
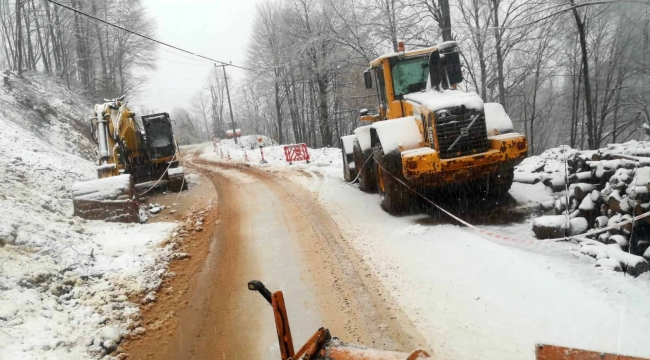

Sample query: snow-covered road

[199,137,650,359]
[127,148,421,358]
[305,172,650,359]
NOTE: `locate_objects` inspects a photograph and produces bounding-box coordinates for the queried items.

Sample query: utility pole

[439,0,452,42]
[215,63,237,144]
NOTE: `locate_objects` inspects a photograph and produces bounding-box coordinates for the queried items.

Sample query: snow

[71,174,133,201]
[484,102,514,136]
[203,135,342,175]
[372,116,422,153]
[401,147,437,157]
[0,72,178,359]
[196,137,650,359]
[168,166,184,176]
[404,89,484,113]
[509,182,554,205]
[354,125,373,152]
[489,132,524,141]
[341,134,356,155]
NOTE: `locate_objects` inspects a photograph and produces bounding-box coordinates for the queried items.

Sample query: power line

[46,0,255,72]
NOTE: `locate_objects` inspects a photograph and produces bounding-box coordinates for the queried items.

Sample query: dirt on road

[124,151,426,359]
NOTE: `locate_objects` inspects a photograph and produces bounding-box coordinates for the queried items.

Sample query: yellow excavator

[71,96,185,222]
[341,41,528,214]
[248,280,648,360]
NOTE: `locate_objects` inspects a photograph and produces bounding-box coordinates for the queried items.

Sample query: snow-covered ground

[207,137,650,359]
[0,73,177,359]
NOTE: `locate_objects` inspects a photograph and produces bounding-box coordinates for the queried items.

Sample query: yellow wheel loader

[71,96,185,222]
[341,41,528,214]
[248,279,649,360]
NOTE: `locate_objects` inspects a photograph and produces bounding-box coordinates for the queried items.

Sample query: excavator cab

[142,113,177,161]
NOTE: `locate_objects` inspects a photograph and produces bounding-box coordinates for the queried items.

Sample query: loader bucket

[71,174,140,223]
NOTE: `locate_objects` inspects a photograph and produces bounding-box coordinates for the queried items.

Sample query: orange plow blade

[536,344,649,360]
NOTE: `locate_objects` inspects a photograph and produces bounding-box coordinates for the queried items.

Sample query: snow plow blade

[536,344,649,360]
[71,174,140,223]
[248,280,431,360]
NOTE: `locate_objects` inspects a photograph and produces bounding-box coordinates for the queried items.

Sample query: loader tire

[353,139,376,192]
[374,149,412,215]
[341,137,357,183]
[488,166,514,197]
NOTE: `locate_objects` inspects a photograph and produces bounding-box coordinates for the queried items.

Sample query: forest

[0,0,156,101]
[2,0,650,154]
[182,0,650,154]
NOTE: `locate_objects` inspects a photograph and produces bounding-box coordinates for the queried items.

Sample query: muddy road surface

[125,150,425,359]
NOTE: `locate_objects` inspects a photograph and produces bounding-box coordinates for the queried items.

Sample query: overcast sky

[132,0,262,113]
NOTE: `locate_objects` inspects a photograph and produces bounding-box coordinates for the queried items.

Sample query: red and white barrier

[260,146,267,164]
[283,144,310,165]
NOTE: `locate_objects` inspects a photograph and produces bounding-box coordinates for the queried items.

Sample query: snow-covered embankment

[0,72,177,359]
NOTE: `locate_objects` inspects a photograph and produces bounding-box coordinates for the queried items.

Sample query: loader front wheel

[375,152,412,215]
[488,166,514,198]
[353,139,376,192]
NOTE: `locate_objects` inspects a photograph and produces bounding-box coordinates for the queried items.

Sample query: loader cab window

[390,56,429,98]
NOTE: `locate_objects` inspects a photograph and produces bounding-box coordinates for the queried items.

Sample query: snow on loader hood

[404,89,484,113]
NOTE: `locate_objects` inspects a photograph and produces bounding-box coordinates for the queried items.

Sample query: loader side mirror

[360,108,369,116]
[429,50,442,89]
[363,69,373,89]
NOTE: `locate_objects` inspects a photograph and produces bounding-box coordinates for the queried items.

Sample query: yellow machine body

[365,44,527,188]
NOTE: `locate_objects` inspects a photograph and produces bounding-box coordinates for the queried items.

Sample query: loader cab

[362,42,464,122]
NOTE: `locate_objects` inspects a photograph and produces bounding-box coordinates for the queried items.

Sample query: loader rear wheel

[375,150,412,215]
[353,139,376,192]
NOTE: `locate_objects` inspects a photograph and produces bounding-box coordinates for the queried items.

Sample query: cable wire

[46,0,255,71]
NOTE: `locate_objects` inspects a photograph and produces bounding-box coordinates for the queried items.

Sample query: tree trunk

[570,0,595,149]
[30,0,49,73]
[91,0,107,93]
[439,0,452,41]
[42,0,60,73]
[491,0,506,108]
[274,73,284,144]
[0,0,15,69]
[15,0,23,75]
[316,75,332,147]
[23,3,35,71]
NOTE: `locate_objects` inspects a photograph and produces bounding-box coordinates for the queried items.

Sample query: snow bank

[202,135,343,178]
